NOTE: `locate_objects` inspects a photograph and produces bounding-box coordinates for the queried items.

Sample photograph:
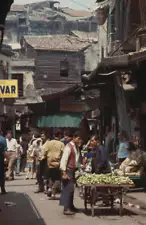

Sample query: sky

[13,0,96,10]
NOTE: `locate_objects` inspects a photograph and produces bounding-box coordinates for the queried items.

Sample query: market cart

[82,184,133,217]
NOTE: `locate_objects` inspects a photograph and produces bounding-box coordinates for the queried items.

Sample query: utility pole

[115,0,121,41]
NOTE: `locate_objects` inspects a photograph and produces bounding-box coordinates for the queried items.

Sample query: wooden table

[82,184,133,217]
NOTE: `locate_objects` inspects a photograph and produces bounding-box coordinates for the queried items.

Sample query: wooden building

[83,0,146,147]
[5,1,98,43]
[21,35,96,99]
[0,44,15,134]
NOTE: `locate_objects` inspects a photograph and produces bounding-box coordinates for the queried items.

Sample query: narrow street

[0,175,145,225]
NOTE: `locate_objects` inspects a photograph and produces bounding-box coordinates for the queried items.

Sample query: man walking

[60,131,81,215]
[35,132,48,193]
[6,131,18,181]
[42,131,64,199]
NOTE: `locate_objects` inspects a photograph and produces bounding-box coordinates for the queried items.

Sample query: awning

[98,49,146,69]
[37,113,83,128]
[36,84,80,101]
[123,84,137,91]
[82,49,146,85]
[82,65,117,85]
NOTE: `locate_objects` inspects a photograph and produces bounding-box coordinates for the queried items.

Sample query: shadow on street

[0,192,46,225]
[83,207,137,217]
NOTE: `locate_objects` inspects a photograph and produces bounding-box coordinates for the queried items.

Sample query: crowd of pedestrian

[0,128,146,215]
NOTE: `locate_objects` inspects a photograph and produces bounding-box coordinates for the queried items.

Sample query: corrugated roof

[10,4,25,12]
[37,84,79,98]
[60,7,92,18]
[12,59,35,67]
[29,15,49,22]
[71,31,98,42]
[24,35,91,52]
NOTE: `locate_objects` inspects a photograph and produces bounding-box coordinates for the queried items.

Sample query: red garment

[67,143,76,169]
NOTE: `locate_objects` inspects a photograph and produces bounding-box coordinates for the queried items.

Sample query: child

[16,140,23,176]
[26,144,35,180]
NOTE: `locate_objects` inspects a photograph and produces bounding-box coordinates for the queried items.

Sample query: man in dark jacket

[90,136,110,174]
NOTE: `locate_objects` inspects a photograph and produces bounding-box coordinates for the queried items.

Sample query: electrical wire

[110,26,140,57]
[68,0,92,10]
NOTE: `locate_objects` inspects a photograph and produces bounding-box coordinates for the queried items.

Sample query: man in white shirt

[6,131,18,181]
[60,131,81,215]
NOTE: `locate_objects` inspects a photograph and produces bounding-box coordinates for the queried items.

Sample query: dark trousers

[60,169,75,210]
[0,155,5,193]
[47,168,61,195]
[20,155,27,172]
[36,160,46,191]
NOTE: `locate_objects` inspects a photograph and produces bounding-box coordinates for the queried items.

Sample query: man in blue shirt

[0,132,7,195]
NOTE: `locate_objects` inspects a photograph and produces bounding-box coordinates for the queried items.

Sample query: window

[53,21,61,31]
[78,22,89,32]
[12,73,23,97]
[64,22,73,33]
[60,60,69,77]
[18,18,27,26]
[91,22,98,32]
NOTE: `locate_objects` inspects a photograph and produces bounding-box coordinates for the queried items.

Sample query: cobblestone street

[0,175,145,225]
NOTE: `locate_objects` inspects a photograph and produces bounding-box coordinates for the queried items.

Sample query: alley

[0,175,145,225]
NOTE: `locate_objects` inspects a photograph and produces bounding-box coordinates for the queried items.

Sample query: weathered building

[83,0,146,147]
[0,44,15,133]
[11,34,98,135]
[5,4,28,43]
[21,35,96,98]
[5,1,98,43]
[11,58,40,103]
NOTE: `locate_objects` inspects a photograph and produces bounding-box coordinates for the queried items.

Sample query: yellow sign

[0,80,18,98]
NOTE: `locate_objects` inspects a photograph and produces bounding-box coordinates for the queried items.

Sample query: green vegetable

[77,174,134,185]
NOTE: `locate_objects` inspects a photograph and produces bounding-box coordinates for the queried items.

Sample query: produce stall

[78,174,134,217]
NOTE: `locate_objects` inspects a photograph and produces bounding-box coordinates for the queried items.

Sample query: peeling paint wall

[84,43,99,72]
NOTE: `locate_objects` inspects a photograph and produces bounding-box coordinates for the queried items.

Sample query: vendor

[116,142,145,176]
[89,136,110,174]
[60,131,81,215]
[81,140,93,173]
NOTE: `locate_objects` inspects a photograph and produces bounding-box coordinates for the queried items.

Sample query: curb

[124,195,146,210]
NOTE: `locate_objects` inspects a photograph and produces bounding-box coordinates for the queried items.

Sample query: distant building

[21,34,95,97]
[5,1,98,43]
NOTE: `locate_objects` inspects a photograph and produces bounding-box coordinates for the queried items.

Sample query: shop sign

[0,80,18,98]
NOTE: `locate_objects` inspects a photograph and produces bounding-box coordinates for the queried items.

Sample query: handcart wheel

[91,187,96,217]
[119,192,123,216]
[111,195,114,209]
[84,186,87,212]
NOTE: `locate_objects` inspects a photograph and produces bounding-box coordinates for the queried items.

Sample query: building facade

[5,1,98,43]
[21,35,97,98]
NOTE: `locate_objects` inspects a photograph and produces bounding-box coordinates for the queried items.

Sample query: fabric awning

[37,113,83,128]
[123,84,137,91]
